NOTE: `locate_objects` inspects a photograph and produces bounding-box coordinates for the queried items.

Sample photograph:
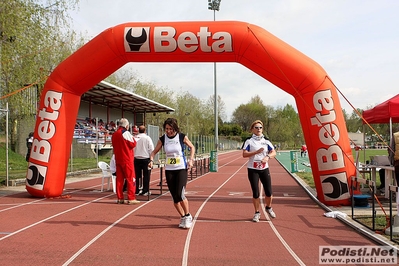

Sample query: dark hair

[163,118,179,133]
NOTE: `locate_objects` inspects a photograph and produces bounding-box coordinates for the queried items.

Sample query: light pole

[208,0,221,172]
[185,112,190,136]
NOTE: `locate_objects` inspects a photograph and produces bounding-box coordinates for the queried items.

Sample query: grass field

[0,142,111,186]
[275,148,389,188]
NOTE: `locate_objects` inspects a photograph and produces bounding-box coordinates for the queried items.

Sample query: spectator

[111,118,140,205]
[134,125,155,196]
[378,147,391,192]
[300,145,307,157]
[25,132,34,162]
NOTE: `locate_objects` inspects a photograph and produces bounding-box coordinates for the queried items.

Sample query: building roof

[81,80,174,114]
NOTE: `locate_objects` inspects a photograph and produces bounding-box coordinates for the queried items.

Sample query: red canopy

[362,94,399,124]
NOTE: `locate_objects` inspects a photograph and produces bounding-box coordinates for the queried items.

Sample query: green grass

[0,143,110,186]
[296,172,315,188]
[0,143,29,182]
[353,148,388,164]
[288,149,389,189]
[355,215,389,232]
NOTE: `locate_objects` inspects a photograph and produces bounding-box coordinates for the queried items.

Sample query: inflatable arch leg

[26,21,356,206]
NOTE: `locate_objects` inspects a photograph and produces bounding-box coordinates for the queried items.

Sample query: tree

[174,91,206,135]
[219,123,243,136]
[206,94,227,123]
[346,108,363,133]
[268,104,302,148]
[106,69,217,136]
[231,95,267,131]
[0,0,80,149]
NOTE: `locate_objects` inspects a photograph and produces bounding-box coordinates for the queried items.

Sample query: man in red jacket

[111,118,140,204]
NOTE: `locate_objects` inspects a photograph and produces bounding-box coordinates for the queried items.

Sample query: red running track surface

[0,150,379,266]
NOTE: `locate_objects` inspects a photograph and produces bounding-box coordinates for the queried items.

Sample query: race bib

[253,161,266,169]
[166,156,181,165]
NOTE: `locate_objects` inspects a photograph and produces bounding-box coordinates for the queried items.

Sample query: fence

[1,123,240,185]
[274,150,312,173]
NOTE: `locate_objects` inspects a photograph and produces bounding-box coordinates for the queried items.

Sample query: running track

[0,151,382,265]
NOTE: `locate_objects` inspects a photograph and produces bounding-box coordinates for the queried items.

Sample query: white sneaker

[252,212,261,222]
[184,214,193,229]
[179,216,186,228]
[266,208,276,218]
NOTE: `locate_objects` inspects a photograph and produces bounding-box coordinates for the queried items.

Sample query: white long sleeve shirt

[134,133,155,159]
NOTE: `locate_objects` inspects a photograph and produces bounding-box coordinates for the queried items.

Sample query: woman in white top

[149,118,195,229]
[242,120,277,222]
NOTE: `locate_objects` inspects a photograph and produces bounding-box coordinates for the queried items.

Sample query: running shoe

[126,199,140,205]
[252,212,261,222]
[116,199,124,204]
[184,214,193,229]
[266,207,276,218]
[179,216,186,228]
[142,191,151,196]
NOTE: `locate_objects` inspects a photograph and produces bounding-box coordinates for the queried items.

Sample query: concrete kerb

[275,158,399,252]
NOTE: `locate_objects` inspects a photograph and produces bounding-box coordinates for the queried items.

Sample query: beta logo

[320,172,349,200]
[25,90,62,192]
[26,163,47,190]
[124,26,233,53]
[124,27,150,52]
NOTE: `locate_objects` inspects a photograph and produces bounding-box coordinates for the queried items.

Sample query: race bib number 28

[167,157,181,165]
[253,161,266,169]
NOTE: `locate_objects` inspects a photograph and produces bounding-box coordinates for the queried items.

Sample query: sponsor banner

[26,21,356,205]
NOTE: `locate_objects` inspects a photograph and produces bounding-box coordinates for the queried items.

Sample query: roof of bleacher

[81,80,174,114]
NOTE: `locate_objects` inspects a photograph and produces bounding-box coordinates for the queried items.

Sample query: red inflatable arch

[26,21,355,206]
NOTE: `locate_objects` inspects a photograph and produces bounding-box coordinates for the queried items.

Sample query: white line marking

[62,199,156,266]
[0,184,100,212]
[182,157,245,266]
[261,190,306,265]
[0,193,113,241]
[282,193,296,197]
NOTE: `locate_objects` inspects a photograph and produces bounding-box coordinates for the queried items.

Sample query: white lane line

[261,190,306,266]
[0,198,46,212]
[62,196,158,266]
[63,157,238,265]
[0,193,113,241]
[181,156,246,266]
[195,220,264,223]
[0,184,101,213]
[263,218,306,266]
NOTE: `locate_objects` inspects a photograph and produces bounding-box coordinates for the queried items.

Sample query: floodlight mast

[207,0,221,172]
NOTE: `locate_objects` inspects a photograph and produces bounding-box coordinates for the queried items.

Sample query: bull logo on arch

[26,21,355,206]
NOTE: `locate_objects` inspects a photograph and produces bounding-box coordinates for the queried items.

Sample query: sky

[68,0,399,121]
